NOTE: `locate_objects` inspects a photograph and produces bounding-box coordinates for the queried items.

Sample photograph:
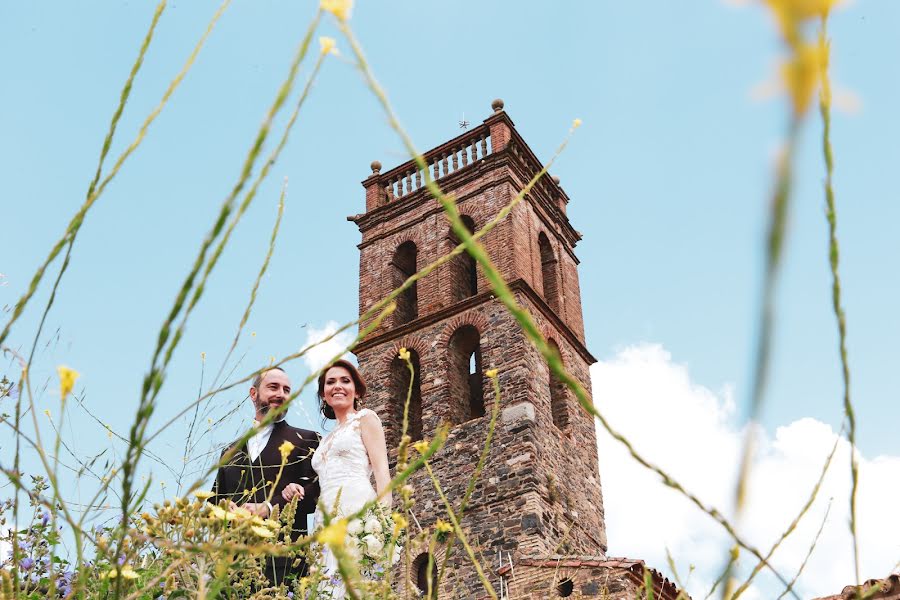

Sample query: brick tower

[350,100,607,598]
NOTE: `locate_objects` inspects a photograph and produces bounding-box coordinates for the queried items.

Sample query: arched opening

[547,340,569,430]
[390,348,423,444]
[413,552,439,599]
[538,232,560,313]
[447,325,485,424]
[392,241,418,325]
[449,215,478,302]
[556,577,575,597]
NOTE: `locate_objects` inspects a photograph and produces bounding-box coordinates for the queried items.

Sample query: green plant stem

[423,461,498,600]
[731,431,841,598]
[119,8,317,574]
[437,376,502,582]
[775,500,832,600]
[817,18,860,587]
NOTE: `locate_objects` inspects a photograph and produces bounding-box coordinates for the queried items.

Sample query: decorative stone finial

[552,176,561,185]
[370,160,382,175]
[491,98,504,112]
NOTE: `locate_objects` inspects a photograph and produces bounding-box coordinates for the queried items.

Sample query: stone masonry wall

[501,558,684,600]
[356,296,605,597]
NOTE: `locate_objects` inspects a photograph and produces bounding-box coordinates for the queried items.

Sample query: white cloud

[300,321,355,374]
[592,343,900,599]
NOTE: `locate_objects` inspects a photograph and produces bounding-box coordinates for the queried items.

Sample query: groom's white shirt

[248,413,286,462]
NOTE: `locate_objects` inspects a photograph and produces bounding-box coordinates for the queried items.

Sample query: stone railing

[379,125,493,202]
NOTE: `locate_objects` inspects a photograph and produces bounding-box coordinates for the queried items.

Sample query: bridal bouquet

[345,504,405,578]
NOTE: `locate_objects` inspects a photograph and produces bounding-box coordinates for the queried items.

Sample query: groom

[211,366,320,585]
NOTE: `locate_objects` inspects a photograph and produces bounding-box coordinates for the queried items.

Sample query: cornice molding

[353,278,595,365]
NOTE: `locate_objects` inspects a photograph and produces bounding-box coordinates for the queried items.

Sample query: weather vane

[459,113,470,130]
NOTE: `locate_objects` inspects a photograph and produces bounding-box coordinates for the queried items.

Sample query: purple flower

[40,509,50,526]
[287,593,294,599]
[117,555,126,566]
[19,557,34,570]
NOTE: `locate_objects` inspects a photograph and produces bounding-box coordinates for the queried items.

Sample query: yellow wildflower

[57,365,79,401]
[398,347,410,361]
[201,352,206,361]
[104,565,139,580]
[766,0,839,28]
[232,506,252,519]
[572,118,583,129]
[412,440,429,455]
[279,440,295,462]
[317,518,348,548]
[251,525,275,538]
[253,516,280,530]
[192,490,214,501]
[319,36,337,55]
[435,519,453,534]
[208,505,238,522]
[391,512,408,535]
[485,368,498,379]
[781,39,828,116]
[44,409,51,418]
[320,0,353,21]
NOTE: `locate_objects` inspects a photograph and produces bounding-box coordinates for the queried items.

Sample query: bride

[305,359,392,595]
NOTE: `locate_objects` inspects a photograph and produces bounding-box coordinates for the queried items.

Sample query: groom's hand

[281,483,305,502]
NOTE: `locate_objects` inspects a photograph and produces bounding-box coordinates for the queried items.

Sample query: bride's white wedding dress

[311,408,379,597]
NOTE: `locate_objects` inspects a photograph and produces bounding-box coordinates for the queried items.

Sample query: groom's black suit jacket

[211,420,320,584]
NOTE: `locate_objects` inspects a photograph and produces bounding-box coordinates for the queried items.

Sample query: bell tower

[350,100,606,597]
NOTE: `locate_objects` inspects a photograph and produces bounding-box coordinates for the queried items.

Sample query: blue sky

[2,1,898,597]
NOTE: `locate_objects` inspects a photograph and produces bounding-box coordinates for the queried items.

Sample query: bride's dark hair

[317,359,367,420]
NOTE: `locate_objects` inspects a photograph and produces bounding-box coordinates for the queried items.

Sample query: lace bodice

[311,408,378,516]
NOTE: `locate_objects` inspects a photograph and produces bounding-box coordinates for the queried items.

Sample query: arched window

[390,348,423,444]
[449,215,477,302]
[413,553,439,599]
[447,325,485,424]
[556,577,575,597]
[538,232,560,313]
[547,340,569,430]
[392,241,418,325]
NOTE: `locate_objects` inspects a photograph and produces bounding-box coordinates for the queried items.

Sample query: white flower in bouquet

[345,539,362,561]
[391,543,403,565]
[363,517,382,535]
[346,518,364,536]
[362,533,384,556]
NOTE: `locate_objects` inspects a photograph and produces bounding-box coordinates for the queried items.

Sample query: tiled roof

[813,574,900,600]
[498,555,686,599]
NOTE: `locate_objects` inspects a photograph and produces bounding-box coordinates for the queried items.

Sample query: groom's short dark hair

[251,366,286,390]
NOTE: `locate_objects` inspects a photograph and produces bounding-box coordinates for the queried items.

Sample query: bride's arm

[359,411,392,508]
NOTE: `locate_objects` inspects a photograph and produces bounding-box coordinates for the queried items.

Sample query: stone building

[350,100,682,599]
[814,575,900,600]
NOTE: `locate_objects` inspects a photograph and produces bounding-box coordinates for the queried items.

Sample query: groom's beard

[256,399,285,419]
